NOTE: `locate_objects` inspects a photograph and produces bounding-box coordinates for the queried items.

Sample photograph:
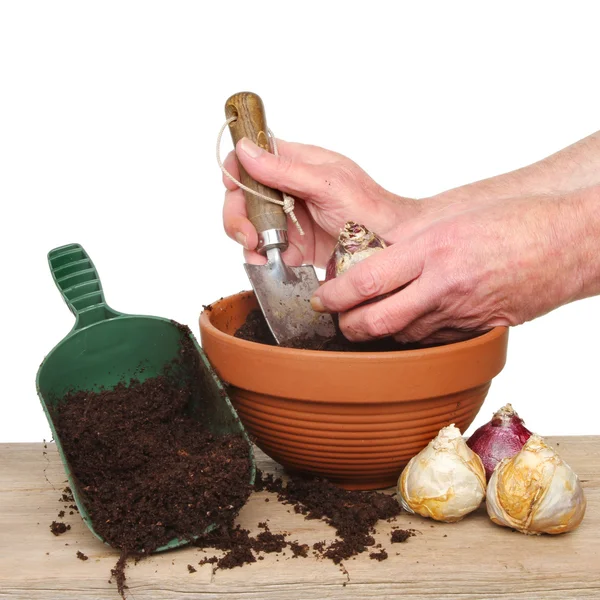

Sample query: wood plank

[0,438,598,599]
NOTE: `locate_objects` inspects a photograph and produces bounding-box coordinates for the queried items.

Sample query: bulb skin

[398,424,487,523]
[486,435,586,535]
[467,403,532,480]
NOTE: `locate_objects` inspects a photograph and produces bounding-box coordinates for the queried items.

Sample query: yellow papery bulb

[486,435,586,535]
[397,424,486,523]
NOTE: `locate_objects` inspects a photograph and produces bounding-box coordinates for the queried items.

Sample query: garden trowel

[225,92,336,346]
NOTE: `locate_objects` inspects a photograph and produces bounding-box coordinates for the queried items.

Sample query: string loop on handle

[216,117,304,236]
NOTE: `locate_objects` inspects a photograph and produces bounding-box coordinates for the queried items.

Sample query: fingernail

[310,295,325,312]
[235,232,248,249]
[240,137,264,159]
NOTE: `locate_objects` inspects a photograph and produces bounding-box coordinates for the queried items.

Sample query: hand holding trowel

[224,92,336,346]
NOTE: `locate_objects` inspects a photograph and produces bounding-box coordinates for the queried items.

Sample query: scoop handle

[225,92,288,252]
[47,244,118,330]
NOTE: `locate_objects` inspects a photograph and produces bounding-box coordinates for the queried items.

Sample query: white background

[1,1,599,442]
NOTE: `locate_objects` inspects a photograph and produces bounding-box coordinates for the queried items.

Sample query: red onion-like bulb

[467,404,533,480]
[325,221,387,281]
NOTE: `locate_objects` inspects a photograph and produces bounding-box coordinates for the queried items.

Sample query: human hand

[222,138,422,266]
[311,194,586,344]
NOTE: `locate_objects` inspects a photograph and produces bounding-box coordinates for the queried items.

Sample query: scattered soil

[193,521,306,570]
[391,529,416,543]
[76,551,89,561]
[60,487,75,503]
[251,530,287,553]
[235,309,419,351]
[191,469,402,570]
[51,323,252,598]
[289,541,310,558]
[253,469,402,564]
[50,521,70,536]
[187,564,197,573]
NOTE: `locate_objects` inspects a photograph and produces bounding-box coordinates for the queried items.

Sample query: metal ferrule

[257,229,288,254]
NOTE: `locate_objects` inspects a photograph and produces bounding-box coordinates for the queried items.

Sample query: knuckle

[394,332,413,344]
[363,309,392,338]
[339,318,363,342]
[406,323,431,342]
[395,326,425,345]
[352,267,384,299]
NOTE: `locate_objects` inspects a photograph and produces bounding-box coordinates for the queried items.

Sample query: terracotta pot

[199,291,508,490]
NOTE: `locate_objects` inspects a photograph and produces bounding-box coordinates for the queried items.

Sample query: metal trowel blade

[244,252,336,346]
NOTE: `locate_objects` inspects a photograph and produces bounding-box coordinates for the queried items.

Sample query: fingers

[222,189,258,251]
[234,137,327,200]
[413,327,485,347]
[270,139,341,164]
[242,241,306,267]
[311,244,423,314]
[222,151,241,191]
[336,284,484,344]
[337,279,435,342]
[392,312,448,344]
[243,248,266,266]
[416,329,483,346]
[222,140,336,192]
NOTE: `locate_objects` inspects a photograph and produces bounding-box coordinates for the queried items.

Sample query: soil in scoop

[51,324,252,598]
[235,310,421,351]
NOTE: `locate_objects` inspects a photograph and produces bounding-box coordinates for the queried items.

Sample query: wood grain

[0,438,598,599]
[225,92,287,237]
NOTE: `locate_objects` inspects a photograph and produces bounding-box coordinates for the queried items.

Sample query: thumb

[236,137,322,200]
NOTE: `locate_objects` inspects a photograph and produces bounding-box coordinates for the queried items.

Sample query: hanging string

[216,116,304,236]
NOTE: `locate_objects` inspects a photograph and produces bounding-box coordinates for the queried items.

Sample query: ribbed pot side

[199,292,508,490]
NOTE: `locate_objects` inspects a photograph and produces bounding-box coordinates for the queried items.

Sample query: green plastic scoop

[35,243,255,552]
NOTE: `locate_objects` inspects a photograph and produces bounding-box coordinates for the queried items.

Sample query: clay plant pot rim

[199,292,508,361]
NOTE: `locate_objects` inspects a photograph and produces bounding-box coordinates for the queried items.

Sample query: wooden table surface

[0,438,598,599]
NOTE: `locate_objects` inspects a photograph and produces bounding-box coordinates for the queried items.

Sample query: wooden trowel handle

[225,92,288,252]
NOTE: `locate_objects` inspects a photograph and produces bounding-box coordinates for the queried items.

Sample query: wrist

[566,186,600,302]
[535,186,600,311]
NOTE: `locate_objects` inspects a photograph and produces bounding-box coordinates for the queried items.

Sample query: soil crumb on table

[76,550,88,561]
[235,309,420,352]
[391,529,416,543]
[51,324,252,599]
[50,521,70,536]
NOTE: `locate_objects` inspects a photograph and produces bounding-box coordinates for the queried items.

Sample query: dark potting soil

[191,469,408,570]
[51,323,252,598]
[235,310,419,352]
[253,469,404,564]
[194,521,309,570]
[50,521,70,536]
[391,529,416,543]
[76,551,89,561]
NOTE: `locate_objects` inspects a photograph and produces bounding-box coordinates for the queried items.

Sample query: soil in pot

[51,325,252,598]
[235,309,420,351]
